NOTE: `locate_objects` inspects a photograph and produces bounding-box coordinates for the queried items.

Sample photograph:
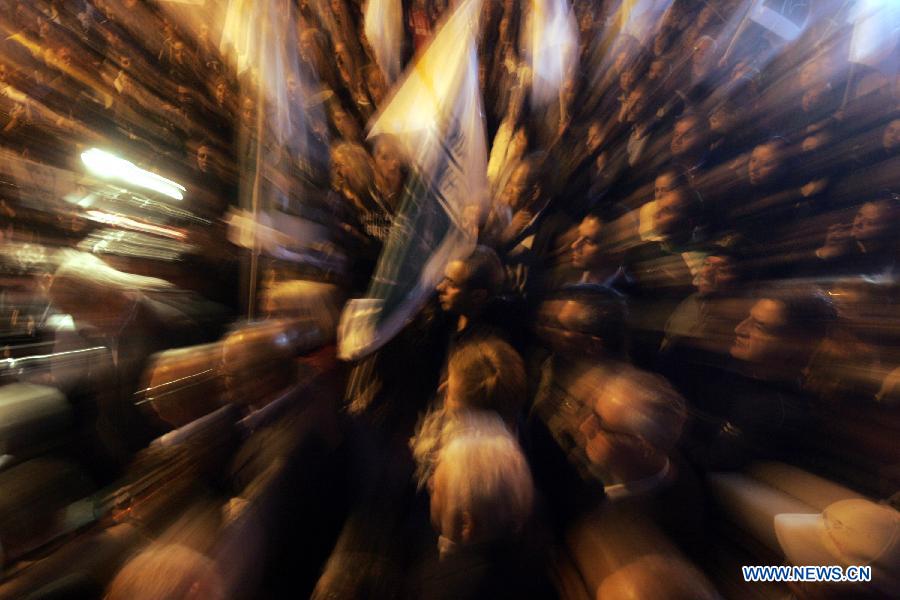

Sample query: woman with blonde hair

[412,337,526,489]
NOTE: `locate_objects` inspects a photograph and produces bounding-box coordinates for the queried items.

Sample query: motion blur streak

[0,1,899,599]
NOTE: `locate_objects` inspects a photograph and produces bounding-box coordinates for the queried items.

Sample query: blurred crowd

[1,0,900,599]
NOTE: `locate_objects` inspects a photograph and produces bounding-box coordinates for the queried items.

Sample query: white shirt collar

[603,458,672,501]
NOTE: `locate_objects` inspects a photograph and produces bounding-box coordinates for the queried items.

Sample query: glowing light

[80,148,186,200]
[84,210,187,239]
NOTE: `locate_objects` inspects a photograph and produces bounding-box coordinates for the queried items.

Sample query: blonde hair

[447,338,525,423]
[330,142,376,210]
[434,412,534,543]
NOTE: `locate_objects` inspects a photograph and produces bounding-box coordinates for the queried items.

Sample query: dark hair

[553,284,628,355]
[462,245,505,298]
[761,285,837,339]
[658,168,704,221]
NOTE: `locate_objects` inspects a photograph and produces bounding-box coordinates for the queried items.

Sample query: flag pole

[840,60,856,112]
[247,69,265,320]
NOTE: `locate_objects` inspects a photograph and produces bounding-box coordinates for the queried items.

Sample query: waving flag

[220,0,316,154]
[848,0,900,69]
[523,0,579,108]
[748,0,810,42]
[365,0,404,84]
[220,0,326,316]
[338,0,488,360]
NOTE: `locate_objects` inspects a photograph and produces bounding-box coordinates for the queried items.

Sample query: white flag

[748,0,810,42]
[523,0,579,108]
[338,0,488,360]
[364,0,403,85]
[848,0,900,69]
[220,0,311,153]
[368,0,488,218]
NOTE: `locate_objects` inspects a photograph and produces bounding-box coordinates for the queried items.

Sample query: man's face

[536,300,603,357]
[655,189,688,238]
[587,122,603,153]
[214,81,227,104]
[692,38,716,76]
[330,151,350,192]
[654,172,677,202]
[696,255,736,296]
[196,145,210,172]
[802,133,827,153]
[286,77,299,103]
[670,117,702,158]
[578,387,644,471]
[172,41,185,64]
[648,59,665,81]
[709,106,735,135]
[853,201,892,244]
[374,139,403,187]
[331,106,359,140]
[56,47,72,67]
[802,84,827,112]
[241,98,255,123]
[619,68,636,92]
[299,33,314,62]
[177,86,192,108]
[731,299,788,363]
[571,217,604,270]
[367,70,387,105]
[748,143,781,186]
[436,260,471,314]
[594,152,608,176]
[882,119,900,151]
[623,87,647,124]
[500,162,533,210]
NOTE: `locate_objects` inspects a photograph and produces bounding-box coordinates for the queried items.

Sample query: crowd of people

[1,0,900,598]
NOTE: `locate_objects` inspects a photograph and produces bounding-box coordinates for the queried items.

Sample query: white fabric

[338,0,489,360]
[365,0,403,84]
[522,0,579,108]
[848,0,900,69]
